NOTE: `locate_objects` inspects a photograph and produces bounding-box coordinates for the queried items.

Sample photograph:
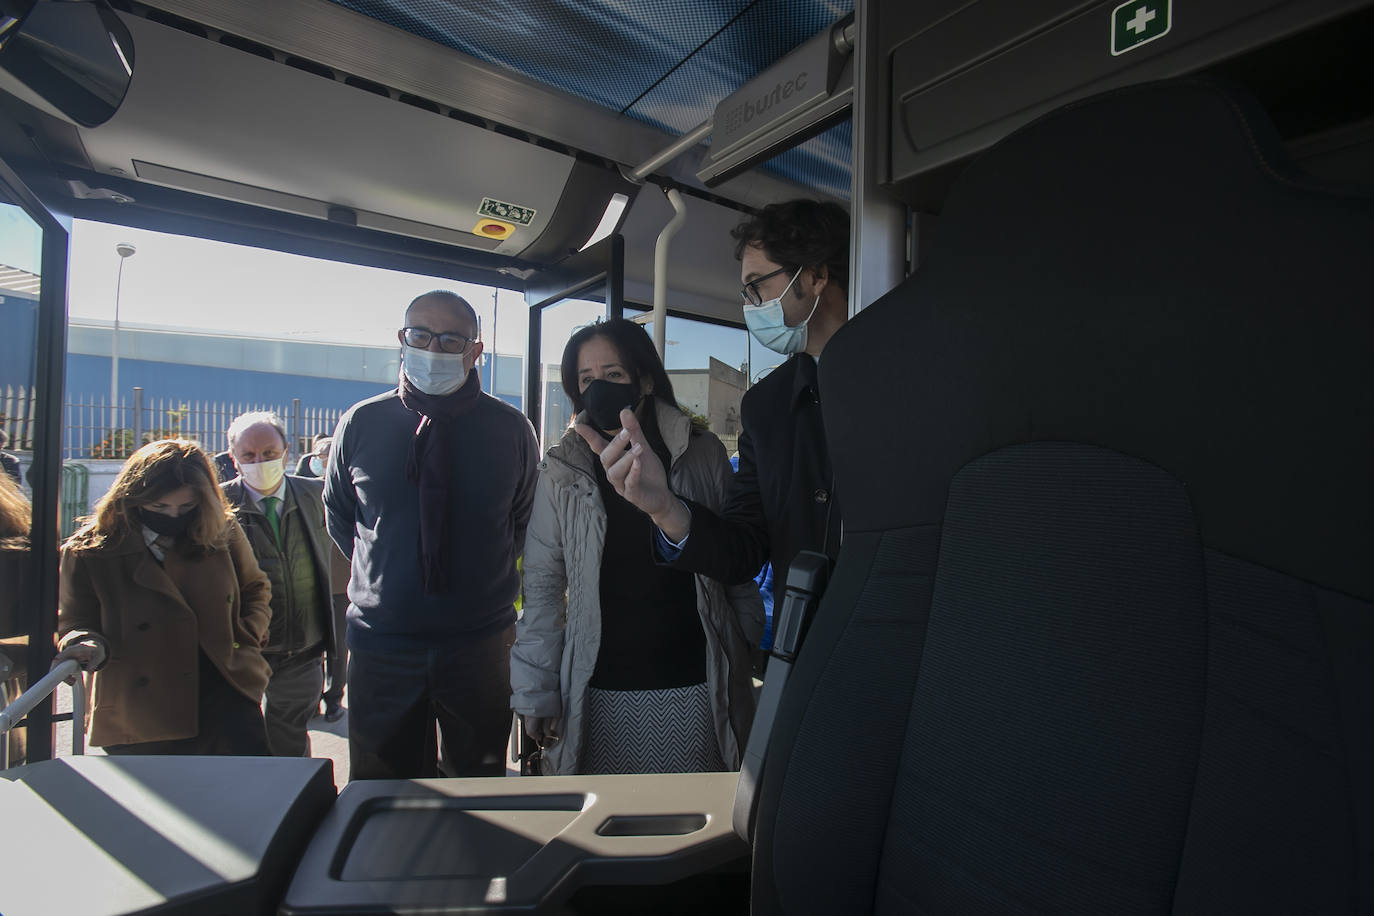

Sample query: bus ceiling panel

[329,0,856,197]
[327,0,753,117]
[514,160,642,267]
[881,0,1374,210]
[72,14,585,257]
[597,0,856,198]
[51,164,529,290]
[135,0,822,208]
[620,189,748,326]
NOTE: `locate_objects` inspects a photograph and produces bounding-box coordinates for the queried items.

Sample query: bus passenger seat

[750,78,1373,914]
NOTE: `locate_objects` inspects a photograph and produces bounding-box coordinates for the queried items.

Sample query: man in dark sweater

[324,291,538,779]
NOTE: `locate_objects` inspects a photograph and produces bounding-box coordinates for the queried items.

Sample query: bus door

[0,153,70,765]
[523,234,625,448]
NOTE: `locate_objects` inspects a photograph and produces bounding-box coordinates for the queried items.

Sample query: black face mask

[582,379,643,432]
[138,507,196,537]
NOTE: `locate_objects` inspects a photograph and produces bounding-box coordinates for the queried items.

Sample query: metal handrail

[0,658,86,769]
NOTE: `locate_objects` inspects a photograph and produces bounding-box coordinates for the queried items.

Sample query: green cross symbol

[479,197,536,225]
[1111,0,1171,56]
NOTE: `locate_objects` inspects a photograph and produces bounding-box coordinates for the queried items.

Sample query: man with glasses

[324,290,538,779]
[581,200,850,669]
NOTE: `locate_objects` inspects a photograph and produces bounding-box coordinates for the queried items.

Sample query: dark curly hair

[731,199,850,290]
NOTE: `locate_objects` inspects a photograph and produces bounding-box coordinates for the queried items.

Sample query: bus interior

[0,0,1370,913]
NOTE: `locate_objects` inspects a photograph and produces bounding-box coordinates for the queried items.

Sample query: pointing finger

[597,426,634,471]
[604,441,635,491]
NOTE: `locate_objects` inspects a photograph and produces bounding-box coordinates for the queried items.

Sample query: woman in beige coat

[52,439,273,754]
[512,319,763,775]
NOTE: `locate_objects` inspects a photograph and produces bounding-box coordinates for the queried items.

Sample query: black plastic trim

[0,153,69,763]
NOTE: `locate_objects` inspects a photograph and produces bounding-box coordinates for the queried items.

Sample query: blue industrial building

[1,292,539,458]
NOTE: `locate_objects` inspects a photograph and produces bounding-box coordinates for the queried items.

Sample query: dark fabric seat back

[751,79,1373,914]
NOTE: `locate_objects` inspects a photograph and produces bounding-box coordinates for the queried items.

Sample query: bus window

[536,298,608,447]
[629,311,752,457]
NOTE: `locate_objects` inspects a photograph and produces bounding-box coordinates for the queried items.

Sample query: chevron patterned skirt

[582,681,726,774]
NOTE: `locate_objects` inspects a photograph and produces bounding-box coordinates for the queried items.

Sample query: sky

[67,219,533,354]
[0,202,42,275]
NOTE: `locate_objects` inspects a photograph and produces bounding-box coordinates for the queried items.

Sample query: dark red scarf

[398,367,482,593]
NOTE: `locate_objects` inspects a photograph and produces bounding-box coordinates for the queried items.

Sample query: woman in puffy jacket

[512,318,762,774]
[51,439,273,755]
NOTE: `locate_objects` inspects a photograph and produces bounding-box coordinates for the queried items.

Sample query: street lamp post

[488,288,499,394]
[110,242,136,442]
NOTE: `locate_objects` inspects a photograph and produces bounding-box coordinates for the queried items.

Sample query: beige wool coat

[58,520,273,747]
[512,400,764,774]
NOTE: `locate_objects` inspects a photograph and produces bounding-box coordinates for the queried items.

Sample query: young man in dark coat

[582,199,850,615]
[222,411,336,757]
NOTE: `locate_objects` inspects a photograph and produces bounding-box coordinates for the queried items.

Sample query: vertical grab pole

[651,188,688,360]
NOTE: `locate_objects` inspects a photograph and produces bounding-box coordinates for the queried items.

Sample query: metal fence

[0,384,37,451]
[2,385,344,461]
[60,465,88,538]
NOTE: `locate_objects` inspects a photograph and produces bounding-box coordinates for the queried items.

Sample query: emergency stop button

[474,217,516,240]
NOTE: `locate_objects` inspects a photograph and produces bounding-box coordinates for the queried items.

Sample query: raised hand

[574,407,691,540]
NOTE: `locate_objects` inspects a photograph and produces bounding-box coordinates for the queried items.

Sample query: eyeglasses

[740,266,795,307]
[402,326,476,354]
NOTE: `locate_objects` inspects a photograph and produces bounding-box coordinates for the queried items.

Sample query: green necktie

[262,496,282,546]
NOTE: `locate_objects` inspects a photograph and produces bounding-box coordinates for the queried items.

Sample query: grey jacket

[511,400,764,774]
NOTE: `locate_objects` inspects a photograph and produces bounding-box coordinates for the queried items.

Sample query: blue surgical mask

[403,345,468,396]
[308,456,325,477]
[742,268,820,355]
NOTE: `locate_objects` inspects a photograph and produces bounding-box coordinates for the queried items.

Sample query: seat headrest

[823,78,1374,599]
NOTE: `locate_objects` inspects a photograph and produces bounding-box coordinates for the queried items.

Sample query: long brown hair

[67,439,234,554]
[0,472,29,549]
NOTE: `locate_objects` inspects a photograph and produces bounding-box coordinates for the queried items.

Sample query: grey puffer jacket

[511,399,764,775]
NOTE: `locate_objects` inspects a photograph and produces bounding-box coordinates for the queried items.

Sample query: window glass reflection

[628,311,751,457]
[0,195,42,766]
[538,298,607,446]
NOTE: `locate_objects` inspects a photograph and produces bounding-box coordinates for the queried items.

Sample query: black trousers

[322,595,349,706]
[347,622,514,780]
[262,645,325,757]
[104,651,269,756]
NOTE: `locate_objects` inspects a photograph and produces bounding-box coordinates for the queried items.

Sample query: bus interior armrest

[279,771,746,914]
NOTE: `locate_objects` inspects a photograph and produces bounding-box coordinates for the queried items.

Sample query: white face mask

[742,267,820,355]
[239,457,285,493]
[308,456,325,477]
[403,345,468,396]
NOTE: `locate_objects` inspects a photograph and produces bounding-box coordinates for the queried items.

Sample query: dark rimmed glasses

[402,326,476,354]
[740,266,795,307]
